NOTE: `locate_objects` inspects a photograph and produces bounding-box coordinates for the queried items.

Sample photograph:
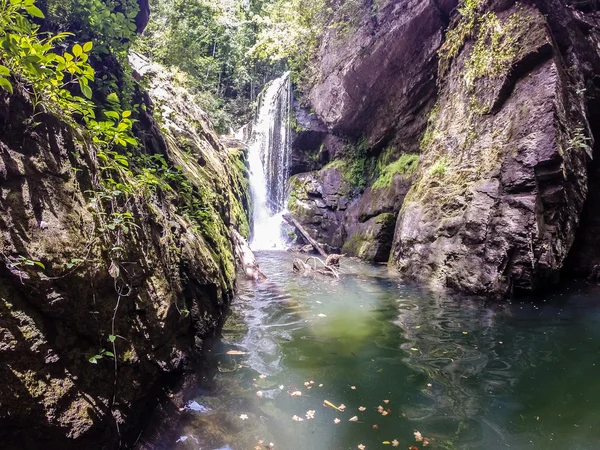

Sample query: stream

[156,251,600,450]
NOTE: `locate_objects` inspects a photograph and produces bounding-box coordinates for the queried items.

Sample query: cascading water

[247,72,292,250]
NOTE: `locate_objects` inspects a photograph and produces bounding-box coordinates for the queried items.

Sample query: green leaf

[0,65,10,76]
[34,261,45,270]
[0,77,14,95]
[83,41,93,52]
[25,5,45,18]
[103,351,114,358]
[122,110,131,118]
[72,44,82,57]
[107,92,119,103]
[81,84,93,100]
[104,111,120,120]
[107,335,116,343]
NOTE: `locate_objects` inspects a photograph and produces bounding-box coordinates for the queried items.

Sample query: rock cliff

[0,55,250,448]
[290,0,600,296]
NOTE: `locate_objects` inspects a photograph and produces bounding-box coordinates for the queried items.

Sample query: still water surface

[168,252,600,450]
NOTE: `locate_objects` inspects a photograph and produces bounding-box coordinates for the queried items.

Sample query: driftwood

[293,256,341,278]
[283,213,328,258]
[232,229,266,281]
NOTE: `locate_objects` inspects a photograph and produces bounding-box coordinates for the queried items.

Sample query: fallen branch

[283,213,328,258]
[232,229,266,281]
[293,256,340,279]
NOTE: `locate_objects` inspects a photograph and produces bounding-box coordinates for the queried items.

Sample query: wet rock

[309,0,458,150]
[342,174,412,262]
[0,56,250,448]
[290,102,329,176]
[390,1,598,296]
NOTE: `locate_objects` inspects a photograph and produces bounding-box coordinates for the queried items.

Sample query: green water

[167,251,600,450]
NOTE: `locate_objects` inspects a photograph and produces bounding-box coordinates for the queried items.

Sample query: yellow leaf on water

[383,441,390,445]
[323,400,343,411]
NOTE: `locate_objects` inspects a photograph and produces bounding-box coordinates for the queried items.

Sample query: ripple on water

[145,254,600,450]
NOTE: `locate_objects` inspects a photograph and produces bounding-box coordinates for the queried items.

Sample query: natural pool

[144,251,600,450]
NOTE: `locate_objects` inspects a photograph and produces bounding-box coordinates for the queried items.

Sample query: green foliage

[42,0,139,55]
[7,255,45,271]
[89,348,114,364]
[0,0,96,121]
[135,0,279,131]
[372,154,419,189]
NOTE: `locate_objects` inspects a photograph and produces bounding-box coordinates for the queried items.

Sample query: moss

[438,0,486,75]
[342,231,370,256]
[420,103,441,151]
[464,10,527,86]
[372,154,419,189]
[430,156,450,176]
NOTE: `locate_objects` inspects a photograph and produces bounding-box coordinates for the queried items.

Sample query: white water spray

[248,73,292,250]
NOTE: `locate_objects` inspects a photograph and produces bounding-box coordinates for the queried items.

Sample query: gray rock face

[298,0,600,295]
[310,0,458,150]
[288,166,349,252]
[288,165,412,261]
[390,1,599,296]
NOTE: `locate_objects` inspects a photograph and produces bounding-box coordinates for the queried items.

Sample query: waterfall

[247,72,292,250]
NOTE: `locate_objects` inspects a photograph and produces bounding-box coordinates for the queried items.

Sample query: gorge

[2,0,600,449]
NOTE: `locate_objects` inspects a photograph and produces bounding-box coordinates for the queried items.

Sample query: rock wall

[0,57,250,448]
[391,0,600,296]
[290,0,600,295]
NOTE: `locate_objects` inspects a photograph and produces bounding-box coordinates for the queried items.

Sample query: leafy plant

[0,0,97,122]
[89,348,114,364]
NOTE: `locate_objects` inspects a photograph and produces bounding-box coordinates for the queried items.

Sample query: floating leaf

[334,418,340,424]
[290,391,302,397]
[414,431,423,442]
[358,445,365,450]
[323,400,343,411]
[305,410,315,420]
[383,400,390,404]
[349,416,358,422]
[226,350,247,355]
[392,440,399,447]
[239,414,248,420]
[358,406,366,412]
[351,386,356,390]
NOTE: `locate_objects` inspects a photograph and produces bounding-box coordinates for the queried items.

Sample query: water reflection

[138,252,600,450]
